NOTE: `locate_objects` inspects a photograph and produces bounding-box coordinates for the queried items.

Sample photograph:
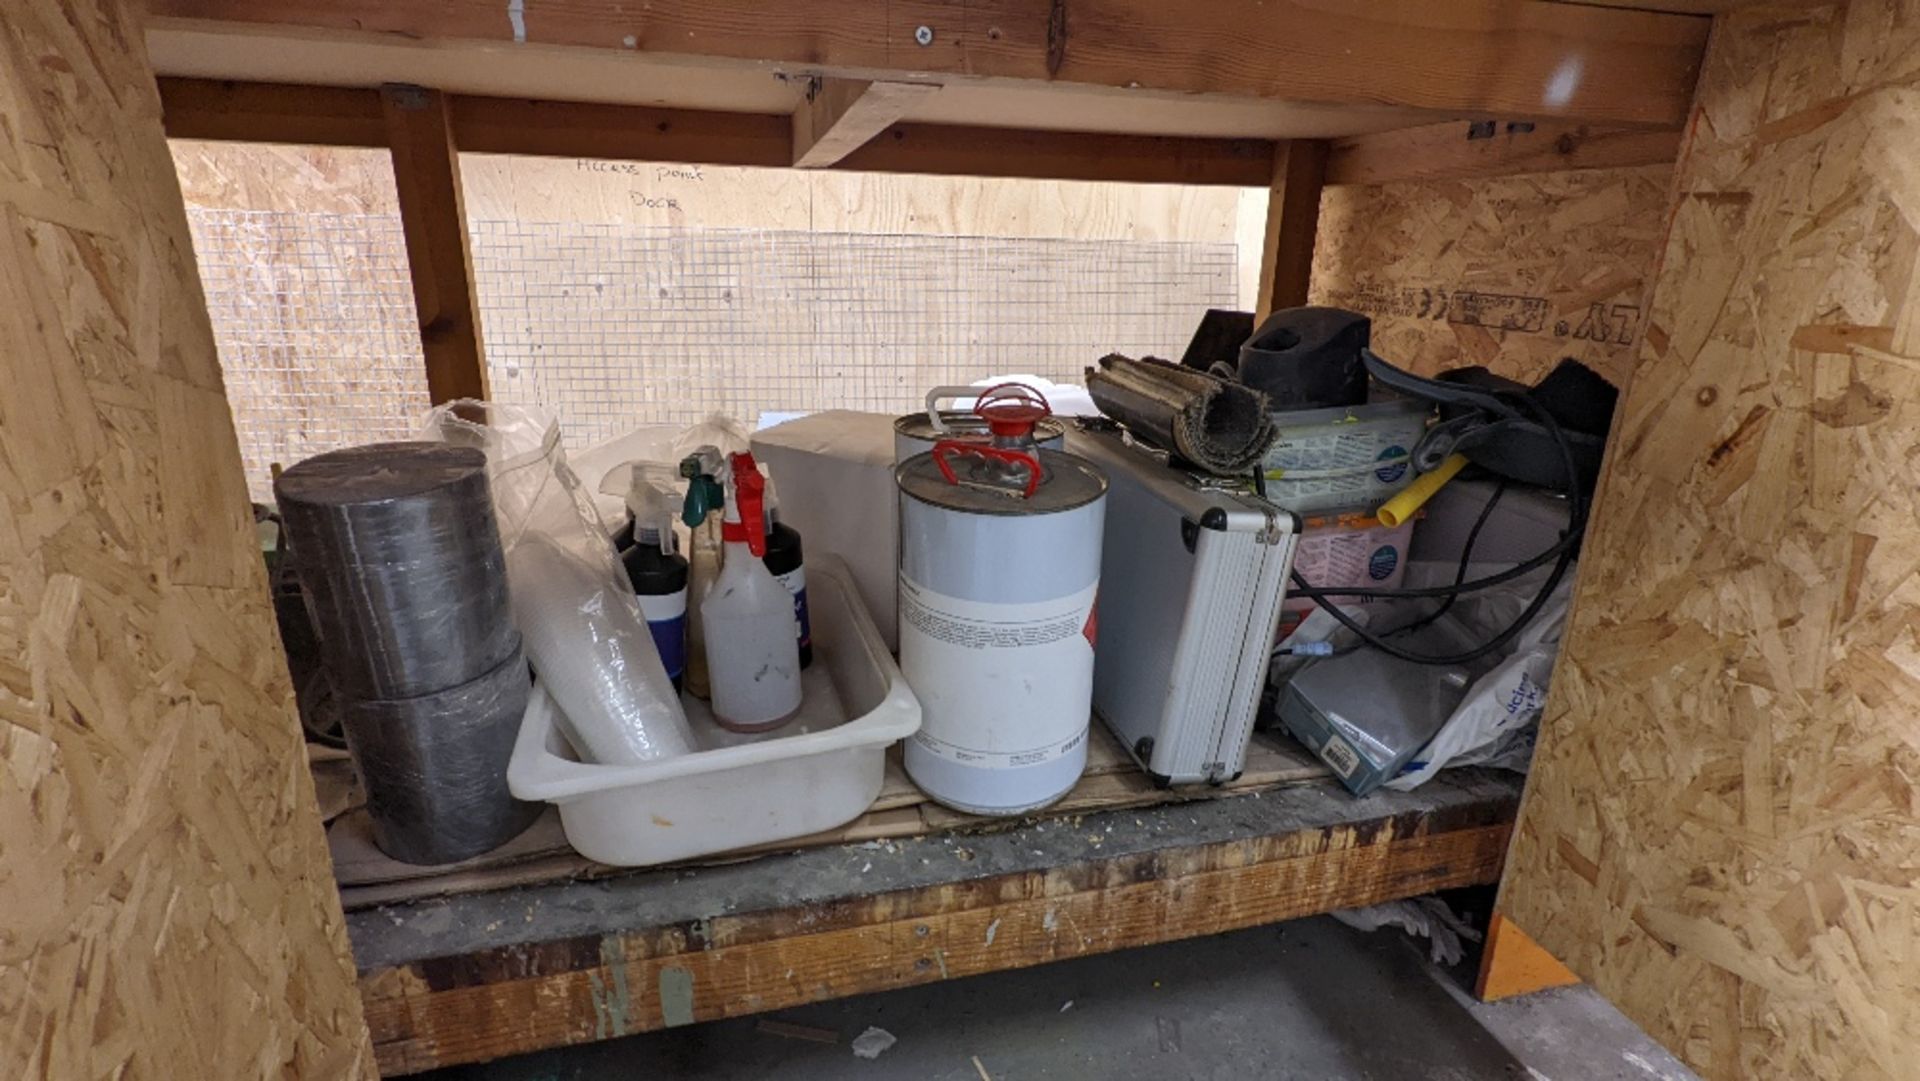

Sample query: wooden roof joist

[158,79,1279,186]
[148,0,1709,129]
[159,78,1686,189]
[157,78,387,148]
[1325,120,1687,185]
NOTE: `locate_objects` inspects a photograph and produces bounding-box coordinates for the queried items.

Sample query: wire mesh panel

[187,208,429,500]
[470,220,1237,448]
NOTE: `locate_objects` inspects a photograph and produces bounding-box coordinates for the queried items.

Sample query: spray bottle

[621,465,691,692]
[759,476,812,670]
[702,452,803,732]
[679,448,726,700]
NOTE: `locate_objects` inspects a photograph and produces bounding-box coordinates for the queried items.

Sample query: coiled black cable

[1287,388,1589,666]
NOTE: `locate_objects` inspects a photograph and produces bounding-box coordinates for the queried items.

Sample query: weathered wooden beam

[792,77,940,168]
[156,79,1273,186]
[349,772,1521,1074]
[147,0,1710,127]
[157,77,384,146]
[380,85,488,404]
[840,123,1275,186]
[1255,139,1329,321]
[448,94,791,167]
[1326,120,1685,186]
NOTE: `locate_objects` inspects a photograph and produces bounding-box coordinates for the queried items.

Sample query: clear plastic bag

[422,401,693,764]
[671,412,752,463]
[572,423,680,526]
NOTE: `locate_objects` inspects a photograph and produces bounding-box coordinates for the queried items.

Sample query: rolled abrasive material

[275,442,517,699]
[1085,353,1276,476]
[340,640,541,865]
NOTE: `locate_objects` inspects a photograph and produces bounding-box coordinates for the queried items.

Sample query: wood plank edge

[157,76,384,146]
[156,78,1274,186]
[1325,121,1683,186]
[359,817,1513,1073]
[147,1,1708,127]
[333,769,1334,912]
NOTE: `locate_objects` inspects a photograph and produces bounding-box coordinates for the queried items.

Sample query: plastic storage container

[507,556,920,866]
[1278,509,1417,635]
[1262,397,1430,514]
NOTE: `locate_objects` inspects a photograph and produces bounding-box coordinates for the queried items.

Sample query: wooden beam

[447,94,790,167]
[1254,139,1328,321]
[792,77,940,168]
[351,772,1521,1073]
[147,0,1710,127]
[157,77,384,146]
[1326,121,1685,186]
[380,85,488,404]
[156,79,1272,186]
[840,124,1275,186]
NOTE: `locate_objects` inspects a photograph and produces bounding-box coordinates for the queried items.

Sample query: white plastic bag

[422,401,693,764]
[1332,896,1482,966]
[1382,565,1574,791]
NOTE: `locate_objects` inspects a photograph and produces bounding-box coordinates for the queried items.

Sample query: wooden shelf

[349,767,1522,1074]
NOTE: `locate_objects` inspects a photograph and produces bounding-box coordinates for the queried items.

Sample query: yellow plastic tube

[1375,453,1468,528]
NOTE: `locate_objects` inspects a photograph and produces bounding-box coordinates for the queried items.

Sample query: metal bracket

[381,83,432,111]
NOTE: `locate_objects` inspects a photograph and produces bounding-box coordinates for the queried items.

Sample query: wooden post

[1255,139,1329,322]
[381,84,489,404]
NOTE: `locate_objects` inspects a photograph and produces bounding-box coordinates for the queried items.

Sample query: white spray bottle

[701,451,803,732]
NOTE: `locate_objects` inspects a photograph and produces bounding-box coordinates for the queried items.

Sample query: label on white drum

[899,576,1097,770]
[913,725,1087,770]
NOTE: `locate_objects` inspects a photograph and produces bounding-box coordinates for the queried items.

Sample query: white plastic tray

[508,555,921,866]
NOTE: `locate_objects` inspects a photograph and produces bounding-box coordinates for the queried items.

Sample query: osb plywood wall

[0,3,372,1078]
[1500,3,1920,1079]
[1310,164,1674,388]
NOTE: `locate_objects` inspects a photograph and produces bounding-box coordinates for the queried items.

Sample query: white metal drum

[897,432,1107,816]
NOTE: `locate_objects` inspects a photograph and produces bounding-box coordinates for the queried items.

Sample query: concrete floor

[422,915,1696,1081]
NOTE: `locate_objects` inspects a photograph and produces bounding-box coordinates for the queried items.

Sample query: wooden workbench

[348,767,1522,1074]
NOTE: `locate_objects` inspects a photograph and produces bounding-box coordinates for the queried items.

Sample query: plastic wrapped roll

[507,532,695,765]
[275,442,517,699]
[340,639,541,865]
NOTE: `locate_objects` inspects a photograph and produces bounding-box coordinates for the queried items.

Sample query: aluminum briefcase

[1067,424,1300,785]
